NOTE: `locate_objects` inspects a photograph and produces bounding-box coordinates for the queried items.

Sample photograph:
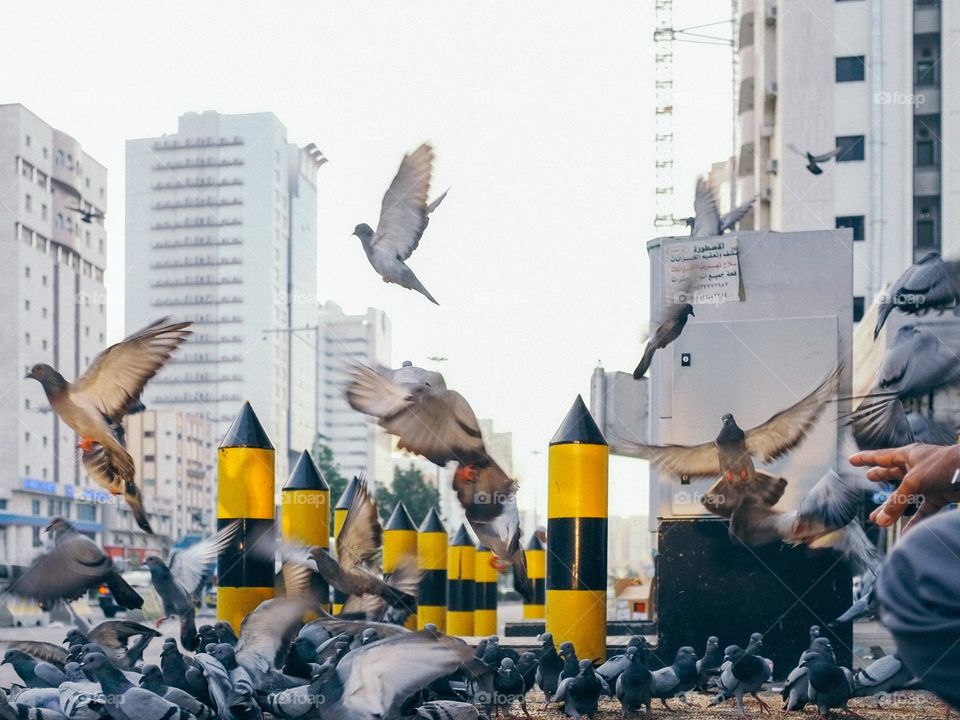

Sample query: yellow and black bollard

[384,502,418,630]
[546,395,608,662]
[474,544,498,636]
[523,534,546,620]
[281,450,330,608]
[447,524,475,636]
[417,508,447,631]
[332,475,361,615]
[217,402,275,634]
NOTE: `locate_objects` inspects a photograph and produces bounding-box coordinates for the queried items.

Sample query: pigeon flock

[4,143,959,719]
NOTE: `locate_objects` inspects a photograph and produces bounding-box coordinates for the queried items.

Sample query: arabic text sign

[666,237,742,305]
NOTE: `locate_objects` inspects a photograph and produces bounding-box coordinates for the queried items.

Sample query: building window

[77,504,96,521]
[32,527,41,547]
[41,204,47,221]
[145,455,155,463]
[917,58,937,86]
[31,500,39,515]
[836,216,865,241]
[917,139,935,166]
[853,297,865,323]
[837,135,865,162]
[24,194,31,212]
[836,56,865,82]
[25,135,30,147]
[917,219,935,248]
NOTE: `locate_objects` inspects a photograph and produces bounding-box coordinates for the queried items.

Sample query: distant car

[93,568,160,618]
[203,586,217,608]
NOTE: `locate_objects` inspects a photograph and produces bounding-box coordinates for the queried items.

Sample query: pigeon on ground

[616,645,653,719]
[0,687,66,720]
[79,653,196,720]
[57,673,106,720]
[697,636,722,692]
[633,303,694,379]
[281,637,321,681]
[413,701,482,720]
[558,643,580,684]
[232,599,310,693]
[650,647,698,710]
[491,658,530,718]
[687,178,756,237]
[552,659,609,720]
[190,650,256,720]
[1,650,66,688]
[0,643,68,670]
[516,652,539,696]
[12,518,142,610]
[535,633,563,706]
[144,521,240,650]
[346,363,531,601]
[139,665,215,720]
[277,478,416,613]
[782,637,836,711]
[874,251,960,338]
[800,651,857,719]
[352,144,447,305]
[852,654,917,701]
[714,645,770,719]
[597,637,646,691]
[26,318,191,533]
[64,621,160,671]
[786,144,843,175]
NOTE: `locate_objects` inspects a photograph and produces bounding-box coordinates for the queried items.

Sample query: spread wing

[692,178,720,235]
[169,521,241,596]
[336,476,383,571]
[744,366,841,463]
[70,318,191,421]
[372,144,436,262]
[617,438,721,479]
[235,598,309,676]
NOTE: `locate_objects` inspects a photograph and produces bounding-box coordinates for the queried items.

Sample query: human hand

[849,443,960,532]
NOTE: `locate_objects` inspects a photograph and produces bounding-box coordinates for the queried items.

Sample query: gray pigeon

[713,645,769,719]
[346,364,531,602]
[413,701,482,719]
[79,653,196,720]
[688,178,756,236]
[535,633,563,704]
[597,637,646,691]
[352,144,447,305]
[615,646,652,719]
[26,318,191,534]
[782,637,835,711]
[138,665,215,720]
[852,654,916,700]
[650,646,698,710]
[551,659,609,720]
[0,688,66,720]
[12,518,142,610]
[1,649,67,688]
[697,636,723,692]
[633,303,694,379]
[800,651,856,719]
[875,251,960,338]
[144,521,240,650]
[786,144,843,175]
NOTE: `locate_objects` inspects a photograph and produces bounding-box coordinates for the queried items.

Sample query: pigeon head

[499,658,515,671]
[25,364,68,391]
[810,625,821,638]
[559,641,575,656]
[682,304,695,318]
[45,516,74,536]
[724,645,744,663]
[578,659,593,673]
[214,621,236,640]
[211,643,236,665]
[334,641,350,657]
[538,632,553,645]
[625,646,639,660]
[1,649,27,665]
[143,556,168,576]
[352,224,374,243]
[707,636,719,650]
[65,629,86,645]
[80,653,109,672]
[139,665,162,686]
[361,628,378,645]
[799,651,828,669]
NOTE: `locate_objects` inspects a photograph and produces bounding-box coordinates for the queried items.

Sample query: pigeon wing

[12,535,112,602]
[371,144,435,262]
[335,476,383,571]
[744,366,841,463]
[811,147,843,163]
[169,520,241,596]
[235,599,309,676]
[88,621,160,653]
[692,178,721,236]
[616,439,721,479]
[70,318,191,421]
[719,195,757,232]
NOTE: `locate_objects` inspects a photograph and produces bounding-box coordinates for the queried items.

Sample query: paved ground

[0,607,947,719]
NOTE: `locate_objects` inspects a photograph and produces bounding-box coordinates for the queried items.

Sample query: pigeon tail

[426,188,449,215]
[402,266,439,305]
[511,548,533,603]
[105,572,144,610]
[180,609,198,652]
[633,344,656,380]
[379,583,417,612]
[124,480,154,534]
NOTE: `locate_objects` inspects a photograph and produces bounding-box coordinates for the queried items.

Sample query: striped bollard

[447,524,475,636]
[523,534,546,619]
[384,502,418,630]
[281,450,330,608]
[418,508,447,631]
[474,544,498,636]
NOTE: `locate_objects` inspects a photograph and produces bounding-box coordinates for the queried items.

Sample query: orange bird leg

[454,465,478,484]
[77,437,96,453]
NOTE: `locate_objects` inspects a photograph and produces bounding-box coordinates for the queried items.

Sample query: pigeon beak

[690,309,695,317]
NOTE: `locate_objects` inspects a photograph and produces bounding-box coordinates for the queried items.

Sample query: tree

[376,464,440,527]
[313,435,347,527]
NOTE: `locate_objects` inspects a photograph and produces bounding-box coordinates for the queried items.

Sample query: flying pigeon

[12,518,142,610]
[688,178,756,236]
[66,206,104,224]
[26,317,192,533]
[786,144,843,175]
[874,252,960,338]
[346,363,532,601]
[144,521,240,650]
[633,303,694,379]
[352,144,447,305]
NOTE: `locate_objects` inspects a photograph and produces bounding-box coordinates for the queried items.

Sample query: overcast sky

[2,1,735,520]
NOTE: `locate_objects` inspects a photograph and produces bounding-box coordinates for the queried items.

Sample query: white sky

[2,1,735,520]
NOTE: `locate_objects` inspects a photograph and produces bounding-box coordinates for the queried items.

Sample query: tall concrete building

[126,111,326,479]
[0,104,109,564]
[317,302,392,483]
[735,0,956,318]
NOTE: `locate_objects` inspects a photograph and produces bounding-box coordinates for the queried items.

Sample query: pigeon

[277,478,416,613]
[65,206,104,224]
[597,637,646,690]
[800,651,858,719]
[57,673,106,720]
[625,367,840,521]
[232,599,310,693]
[616,645,653,719]
[64,621,160,671]
[516,652,539,696]
[697,636,722,692]
[535,633,563,704]
[214,622,239,647]
[346,363,531,601]
[552,659,609,720]
[1,650,66,688]
[782,637,836,711]
[491,658,530,719]
[26,318,191,533]
[714,645,770,719]
[352,143,447,305]
[139,665,216,720]
[12,518,142,610]
[144,521,240,650]
[633,303,694,379]
[688,178,756,236]
[650,646,698,710]
[834,565,880,624]
[786,144,843,175]
[847,325,960,450]
[874,251,960,338]
[0,642,68,670]
[558,642,579,683]
[79,653,196,720]
[190,651,255,720]
[413,701,483,720]
[852,654,917,701]
[0,687,66,720]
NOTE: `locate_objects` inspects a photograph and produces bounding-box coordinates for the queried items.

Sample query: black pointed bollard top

[283,450,329,491]
[452,524,473,547]
[550,394,607,446]
[335,475,362,511]
[419,507,447,533]
[220,402,274,450]
[526,534,544,551]
[385,502,416,531]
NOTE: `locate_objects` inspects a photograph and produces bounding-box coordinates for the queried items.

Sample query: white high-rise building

[0,104,109,564]
[317,302,393,483]
[126,111,326,479]
[734,0,957,318]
